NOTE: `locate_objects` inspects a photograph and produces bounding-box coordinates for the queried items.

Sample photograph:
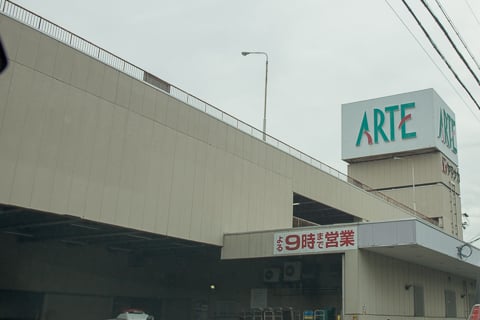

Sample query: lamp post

[241,51,268,141]
[394,156,416,211]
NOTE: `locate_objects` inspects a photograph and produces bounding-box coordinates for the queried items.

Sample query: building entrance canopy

[223,219,480,278]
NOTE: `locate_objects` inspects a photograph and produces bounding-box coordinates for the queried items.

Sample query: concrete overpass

[0,2,421,247]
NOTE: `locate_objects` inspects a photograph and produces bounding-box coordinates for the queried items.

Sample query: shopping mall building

[0,2,479,320]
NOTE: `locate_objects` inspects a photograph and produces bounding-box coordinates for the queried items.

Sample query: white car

[109,309,154,320]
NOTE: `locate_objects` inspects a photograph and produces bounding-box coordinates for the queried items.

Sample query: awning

[358,219,480,278]
[222,219,480,279]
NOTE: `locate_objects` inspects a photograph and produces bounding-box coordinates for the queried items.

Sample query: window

[445,290,457,318]
[414,286,425,317]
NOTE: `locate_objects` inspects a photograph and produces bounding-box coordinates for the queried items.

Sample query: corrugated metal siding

[349,250,473,319]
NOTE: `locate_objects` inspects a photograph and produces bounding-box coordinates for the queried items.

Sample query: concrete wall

[41,294,113,320]
[0,14,292,246]
[0,233,168,319]
[0,234,165,298]
[0,13,416,247]
[290,161,413,224]
[344,250,475,320]
[348,152,462,237]
[347,152,460,194]
[381,185,459,234]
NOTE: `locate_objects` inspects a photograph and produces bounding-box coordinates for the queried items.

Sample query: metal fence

[0,0,436,224]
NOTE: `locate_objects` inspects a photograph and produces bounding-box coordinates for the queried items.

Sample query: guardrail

[0,0,436,225]
[293,217,319,228]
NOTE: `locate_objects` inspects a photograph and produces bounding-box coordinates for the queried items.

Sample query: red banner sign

[274,227,357,255]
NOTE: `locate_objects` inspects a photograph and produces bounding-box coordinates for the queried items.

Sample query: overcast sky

[11,0,480,242]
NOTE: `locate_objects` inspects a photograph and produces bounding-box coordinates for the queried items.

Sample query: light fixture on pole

[393,156,416,211]
[241,51,268,141]
[462,213,470,230]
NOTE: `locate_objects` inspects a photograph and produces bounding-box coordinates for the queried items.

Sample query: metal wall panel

[0,13,417,247]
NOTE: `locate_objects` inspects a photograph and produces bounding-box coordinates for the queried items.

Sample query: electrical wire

[421,0,480,86]
[469,231,480,244]
[435,0,480,73]
[385,0,480,121]
[401,0,480,110]
[472,236,480,244]
[390,0,480,253]
[464,0,480,29]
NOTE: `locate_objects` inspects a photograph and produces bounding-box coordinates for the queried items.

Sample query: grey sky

[12,0,480,242]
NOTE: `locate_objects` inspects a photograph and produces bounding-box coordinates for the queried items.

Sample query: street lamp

[394,156,416,211]
[241,51,269,141]
[462,213,469,230]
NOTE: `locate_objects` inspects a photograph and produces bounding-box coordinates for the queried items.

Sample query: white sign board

[273,226,357,255]
[341,88,458,164]
[250,288,267,309]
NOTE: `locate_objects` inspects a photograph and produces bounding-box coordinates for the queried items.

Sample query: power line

[470,235,480,244]
[464,0,480,28]
[401,0,480,110]
[435,0,480,73]
[421,0,480,86]
[385,0,480,121]
[469,230,480,240]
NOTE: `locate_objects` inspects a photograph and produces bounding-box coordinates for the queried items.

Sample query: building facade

[342,89,462,238]
[0,3,479,320]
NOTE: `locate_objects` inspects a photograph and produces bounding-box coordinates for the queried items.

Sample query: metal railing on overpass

[0,0,437,225]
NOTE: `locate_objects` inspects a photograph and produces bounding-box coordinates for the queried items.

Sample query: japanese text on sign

[274,227,357,255]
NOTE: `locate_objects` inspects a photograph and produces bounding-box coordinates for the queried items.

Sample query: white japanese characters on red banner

[273,226,357,255]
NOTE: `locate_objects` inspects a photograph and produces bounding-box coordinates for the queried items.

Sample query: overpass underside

[0,203,346,320]
[0,203,218,255]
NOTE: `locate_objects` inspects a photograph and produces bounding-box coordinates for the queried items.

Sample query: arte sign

[273,226,357,255]
[342,89,458,165]
[442,156,460,183]
[356,102,416,146]
[438,108,457,155]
